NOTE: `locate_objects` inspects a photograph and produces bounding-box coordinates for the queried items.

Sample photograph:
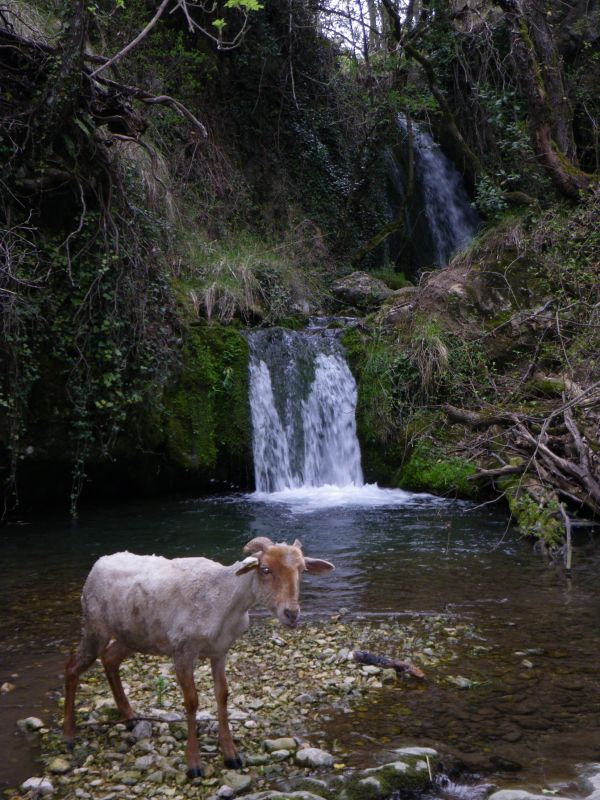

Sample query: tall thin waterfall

[399,116,479,266]
[248,324,364,493]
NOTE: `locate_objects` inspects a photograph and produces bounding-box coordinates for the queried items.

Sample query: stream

[2,492,600,795]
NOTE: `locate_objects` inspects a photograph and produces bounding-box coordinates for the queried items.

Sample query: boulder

[331,271,393,311]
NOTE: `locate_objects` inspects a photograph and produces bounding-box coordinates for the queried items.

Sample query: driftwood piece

[353,650,426,679]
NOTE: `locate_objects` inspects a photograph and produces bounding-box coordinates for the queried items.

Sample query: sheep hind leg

[211,655,242,769]
[63,635,100,748]
[101,639,136,730]
[174,655,204,779]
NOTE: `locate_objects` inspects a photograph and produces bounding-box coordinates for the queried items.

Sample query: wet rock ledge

[10,617,452,800]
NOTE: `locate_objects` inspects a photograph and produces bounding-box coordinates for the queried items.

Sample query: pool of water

[1,491,599,794]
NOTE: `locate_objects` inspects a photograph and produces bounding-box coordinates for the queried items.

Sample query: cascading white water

[248,325,364,493]
[399,115,479,266]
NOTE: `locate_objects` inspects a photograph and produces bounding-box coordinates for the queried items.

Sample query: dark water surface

[1,493,599,794]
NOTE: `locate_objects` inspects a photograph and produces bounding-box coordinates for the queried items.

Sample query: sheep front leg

[211,655,242,769]
[174,655,204,778]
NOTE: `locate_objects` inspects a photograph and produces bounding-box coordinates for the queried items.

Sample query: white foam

[248,483,441,512]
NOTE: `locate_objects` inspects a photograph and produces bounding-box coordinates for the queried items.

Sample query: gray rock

[221,771,252,795]
[134,755,156,770]
[113,770,142,785]
[131,720,153,740]
[270,749,291,762]
[264,737,297,752]
[295,747,335,768]
[217,787,235,799]
[21,777,54,795]
[246,754,270,766]
[294,693,315,704]
[331,271,393,311]
[17,716,45,732]
[48,757,71,774]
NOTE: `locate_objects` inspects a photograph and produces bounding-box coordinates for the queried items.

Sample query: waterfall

[248,323,364,493]
[398,116,479,267]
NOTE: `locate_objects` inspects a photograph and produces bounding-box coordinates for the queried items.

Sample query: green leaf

[212,18,227,31]
[224,0,263,10]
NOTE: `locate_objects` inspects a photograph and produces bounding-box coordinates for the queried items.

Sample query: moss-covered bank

[6,323,253,508]
[340,198,600,548]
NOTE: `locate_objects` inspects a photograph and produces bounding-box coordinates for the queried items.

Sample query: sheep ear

[304,557,335,574]
[293,538,303,550]
[244,536,274,555]
[236,556,260,576]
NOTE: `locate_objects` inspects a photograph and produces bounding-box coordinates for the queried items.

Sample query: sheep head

[236,537,334,628]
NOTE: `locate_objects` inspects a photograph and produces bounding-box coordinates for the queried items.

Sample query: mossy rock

[394,442,478,499]
[341,753,435,800]
[150,323,252,480]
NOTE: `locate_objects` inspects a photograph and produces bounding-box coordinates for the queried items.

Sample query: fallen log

[352,650,425,679]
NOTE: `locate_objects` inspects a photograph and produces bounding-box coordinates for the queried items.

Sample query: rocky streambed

[7,616,600,800]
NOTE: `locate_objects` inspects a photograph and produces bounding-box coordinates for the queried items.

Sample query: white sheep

[63,536,334,776]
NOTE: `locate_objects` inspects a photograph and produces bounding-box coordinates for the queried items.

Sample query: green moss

[156,324,251,477]
[394,441,478,498]
[500,478,564,545]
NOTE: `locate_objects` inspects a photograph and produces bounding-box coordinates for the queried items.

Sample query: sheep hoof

[224,756,243,769]
[125,719,136,731]
[186,767,204,779]
[65,740,75,752]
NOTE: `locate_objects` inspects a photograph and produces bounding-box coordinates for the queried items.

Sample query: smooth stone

[147,771,164,783]
[1,681,16,693]
[295,748,335,768]
[381,669,397,684]
[221,771,252,795]
[246,754,270,766]
[270,749,291,762]
[134,755,156,770]
[113,770,142,785]
[131,720,153,740]
[264,737,297,752]
[48,757,71,775]
[17,716,45,732]
[21,778,54,795]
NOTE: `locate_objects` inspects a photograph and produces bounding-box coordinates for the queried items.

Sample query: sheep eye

[260,565,271,575]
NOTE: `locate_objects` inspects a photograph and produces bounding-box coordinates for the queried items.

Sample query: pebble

[1,681,16,693]
[264,737,297,752]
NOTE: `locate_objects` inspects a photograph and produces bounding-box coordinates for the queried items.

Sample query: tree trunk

[32,0,89,160]
[497,0,592,200]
